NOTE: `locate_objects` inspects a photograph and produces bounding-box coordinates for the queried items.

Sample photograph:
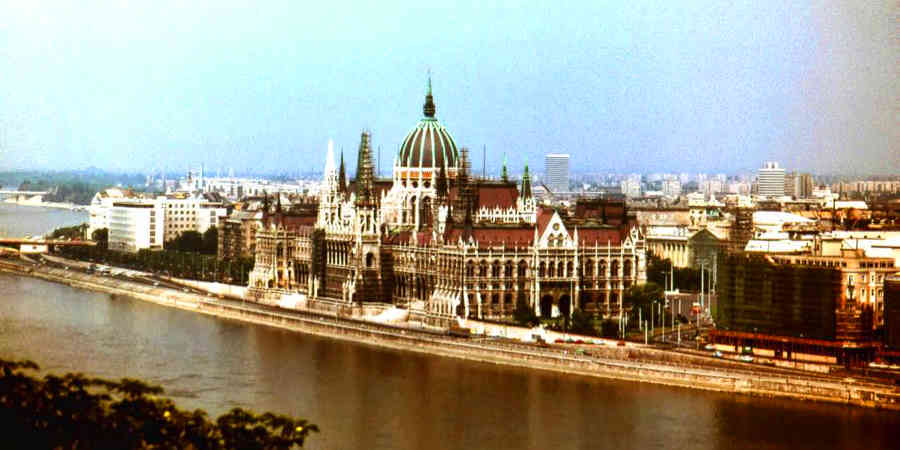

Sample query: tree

[600,319,619,338]
[624,282,664,311]
[513,297,540,327]
[91,227,109,251]
[0,358,318,449]
[202,227,218,255]
[570,309,596,336]
[168,230,203,253]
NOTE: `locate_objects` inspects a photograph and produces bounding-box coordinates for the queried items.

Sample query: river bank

[2,197,87,212]
[2,257,899,411]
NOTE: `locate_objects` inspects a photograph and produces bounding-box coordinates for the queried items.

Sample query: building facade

[544,153,570,194]
[246,81,647,322]
[107,199,164,253]
[757,161,785,198]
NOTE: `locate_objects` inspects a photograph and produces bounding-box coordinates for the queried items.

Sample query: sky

[1,1,896,176]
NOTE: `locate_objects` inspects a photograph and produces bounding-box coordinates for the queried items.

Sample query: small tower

[423,73,436,118]
[355,131,376,208]
[501,154,509,183]
[521,163,533,199]
[338,149,347,195]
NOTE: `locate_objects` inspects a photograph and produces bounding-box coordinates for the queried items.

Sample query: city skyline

[1,1,896,176]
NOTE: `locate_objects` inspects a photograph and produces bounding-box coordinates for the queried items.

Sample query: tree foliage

[513,297,540,327]
[50,224,87,240]
[646,253,701,292]
[91,227,109,251]
[0,358,317,449]
[624,282,664,311]
[167,230,205,253]
[569,309,597,336]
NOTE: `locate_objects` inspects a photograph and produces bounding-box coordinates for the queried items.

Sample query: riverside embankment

[2,257,899,411]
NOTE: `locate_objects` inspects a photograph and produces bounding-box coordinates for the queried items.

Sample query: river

[0,202,87,237]
[1,207,898,449]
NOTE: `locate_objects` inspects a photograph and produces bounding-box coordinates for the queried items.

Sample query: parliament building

[247,79,647,323]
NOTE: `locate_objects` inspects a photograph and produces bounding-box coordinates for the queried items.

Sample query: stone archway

[540,295,554,319]
[559,294,571,317]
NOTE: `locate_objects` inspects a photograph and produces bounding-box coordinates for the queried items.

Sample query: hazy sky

[1,1,896,176]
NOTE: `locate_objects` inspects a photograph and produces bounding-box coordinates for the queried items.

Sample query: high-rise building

[784,171,814,199]
[662,177,682,197]
[757,161,785,198]
[544,153,570,194]
[620,174,642,198]
[108,198,165,253]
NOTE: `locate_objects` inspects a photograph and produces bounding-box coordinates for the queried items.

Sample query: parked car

[704,344,716,351]
[713,351,723,358]
[739,355,754,363]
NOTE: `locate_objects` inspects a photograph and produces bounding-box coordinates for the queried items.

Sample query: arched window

[366,252,374,268]
[557,262,565,277]
[624,259,633,278]
[599,259,607,276]
[466,261,474,277]
[585,259,594,278]
[479,260,488,277]
[566,262,573,278]
[518,260,527,278]
[492,260,501,278]
[504,261,513,277]
[611,260,619,277]
[538,262,546,277]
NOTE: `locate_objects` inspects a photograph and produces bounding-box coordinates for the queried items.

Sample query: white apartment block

[757,161,785,198]
[662,177,682,197]
[108,199,164,253]
[544,153,570,194]
[88,188,147,237]
[620,174,642,198]
[163,192,228,243]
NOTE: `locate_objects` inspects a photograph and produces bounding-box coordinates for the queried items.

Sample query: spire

[324,139,336,177]
[436,161,448,199]
[276,192,282,213]
[453,147,473,221]
[338,149,347,194]
[423,71,436,118]
[501,153,509,182]
[521,163,532,198]
[355,130,376,206]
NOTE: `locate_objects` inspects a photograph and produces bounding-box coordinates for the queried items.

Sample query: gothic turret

[338,149,347,195]
[521,163,532,199]
[355,131,376,207]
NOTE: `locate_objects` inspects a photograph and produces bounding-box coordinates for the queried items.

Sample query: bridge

[0,190,50,196]
[0,238,95,254]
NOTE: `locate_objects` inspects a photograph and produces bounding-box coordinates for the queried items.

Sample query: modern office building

[108,199,165,253]
[544,153,570,194]
[757,161,785,198]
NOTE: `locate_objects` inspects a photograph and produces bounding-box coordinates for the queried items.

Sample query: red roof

[476,185,518,209]
[444,226,534,247]
[536,207,555,235]
[573,228,623,246]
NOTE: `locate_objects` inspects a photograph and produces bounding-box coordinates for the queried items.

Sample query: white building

[757,161,785,198]
[108,198,164,253]
[620,174,642,198]
[163,192,228,243]
[88,188,148,237]
[662,177,682,197]
[544,153,570,194]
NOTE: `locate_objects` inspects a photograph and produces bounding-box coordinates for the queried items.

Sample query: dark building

[713,252,876,366]
[885,275,900,350]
